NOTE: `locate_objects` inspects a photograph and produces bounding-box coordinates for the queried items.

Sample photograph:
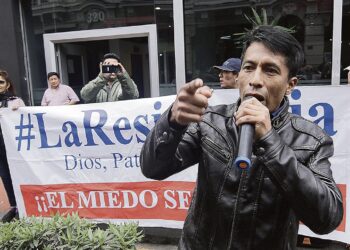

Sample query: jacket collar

[271,96,290,129]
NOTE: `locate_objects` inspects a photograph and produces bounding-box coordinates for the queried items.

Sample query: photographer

[80,53,139,103]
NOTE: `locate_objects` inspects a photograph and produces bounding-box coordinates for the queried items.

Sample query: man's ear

[286,76,298,95]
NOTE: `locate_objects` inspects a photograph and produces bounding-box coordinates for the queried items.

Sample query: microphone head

[234,156,252,169]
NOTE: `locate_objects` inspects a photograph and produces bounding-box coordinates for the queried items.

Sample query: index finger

[118,63,125,71]
[240,96,261,107]
[196,86,213,99]
[184,78,204,95]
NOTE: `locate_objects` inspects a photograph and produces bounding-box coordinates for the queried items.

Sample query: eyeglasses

[0,80,6,84]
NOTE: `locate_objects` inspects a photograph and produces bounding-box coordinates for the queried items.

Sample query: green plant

[0,213,143,250]
[232,7,296,47]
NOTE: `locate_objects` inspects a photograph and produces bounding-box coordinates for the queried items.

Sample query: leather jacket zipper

[202,137,231,163]
[201,119,235,249]
[202,119,234,152]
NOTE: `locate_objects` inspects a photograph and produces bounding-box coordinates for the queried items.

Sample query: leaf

[261,8,268,25]
[0,213,142,249]
[244,13,258,27]
[251,8,262,25]
[270,13,281,26]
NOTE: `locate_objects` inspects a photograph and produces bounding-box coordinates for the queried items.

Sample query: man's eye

[243,66,253,71]
[266,68,278,75]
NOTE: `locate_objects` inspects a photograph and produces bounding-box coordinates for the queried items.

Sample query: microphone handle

[234,123,254,169]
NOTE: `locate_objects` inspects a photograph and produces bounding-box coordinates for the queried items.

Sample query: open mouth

[244,93,265,102]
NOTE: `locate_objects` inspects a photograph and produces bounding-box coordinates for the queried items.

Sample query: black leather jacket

[140,97,343,250]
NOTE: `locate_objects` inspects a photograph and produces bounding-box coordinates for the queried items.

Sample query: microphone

[234,97,254,170]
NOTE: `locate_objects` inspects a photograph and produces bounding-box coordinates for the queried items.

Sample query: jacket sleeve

[255,126,343,234]
[140,106,200,180]
[117,72,139,100]
[80,75,106,103]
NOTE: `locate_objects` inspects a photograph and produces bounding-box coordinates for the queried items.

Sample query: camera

[102,64,122,74]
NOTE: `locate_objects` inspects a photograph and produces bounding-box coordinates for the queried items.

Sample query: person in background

[80,53,139,103]
[41,72,80,106]
[140,26,343,249]
[345,66,350,84]
[0,70,25,210]
[213,57,241,88]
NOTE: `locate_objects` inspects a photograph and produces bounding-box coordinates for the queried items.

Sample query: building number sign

[86,9,105,23]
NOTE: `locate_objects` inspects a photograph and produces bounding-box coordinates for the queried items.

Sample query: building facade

[0,0,349,105]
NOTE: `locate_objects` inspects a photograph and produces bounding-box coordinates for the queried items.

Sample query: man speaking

[140,26,343,249]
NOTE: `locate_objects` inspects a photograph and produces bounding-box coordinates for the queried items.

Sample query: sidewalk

[135,242,349,250]
[137,229,349,250]
[138,227,179,250]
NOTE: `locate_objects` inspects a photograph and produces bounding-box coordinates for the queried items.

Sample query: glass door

[43,25,159,99]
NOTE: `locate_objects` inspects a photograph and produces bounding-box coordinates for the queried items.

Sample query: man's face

[48,75,60,89]
[219,71,239,89]
[238,42,297,112]
[102,58,119,81]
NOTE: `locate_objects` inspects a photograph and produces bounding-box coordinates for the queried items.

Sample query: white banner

[0,86,349,243]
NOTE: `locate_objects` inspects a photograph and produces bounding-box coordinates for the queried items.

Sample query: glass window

[342,0,350,84]
[154,2,176,96]
[21,0,158,104]
[183,0,334,88]
[30,0,155,33]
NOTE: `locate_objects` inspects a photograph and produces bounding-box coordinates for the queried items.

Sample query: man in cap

[213,57,241,88]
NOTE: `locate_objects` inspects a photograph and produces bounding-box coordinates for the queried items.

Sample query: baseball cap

[213,58,241,72]
[344,66,350,71]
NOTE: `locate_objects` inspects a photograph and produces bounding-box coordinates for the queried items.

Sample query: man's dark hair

[241,25,304,78]
[47,72,60,80]
[102,53,120,63]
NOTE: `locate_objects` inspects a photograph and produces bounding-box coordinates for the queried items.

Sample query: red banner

[21,181,195,221]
